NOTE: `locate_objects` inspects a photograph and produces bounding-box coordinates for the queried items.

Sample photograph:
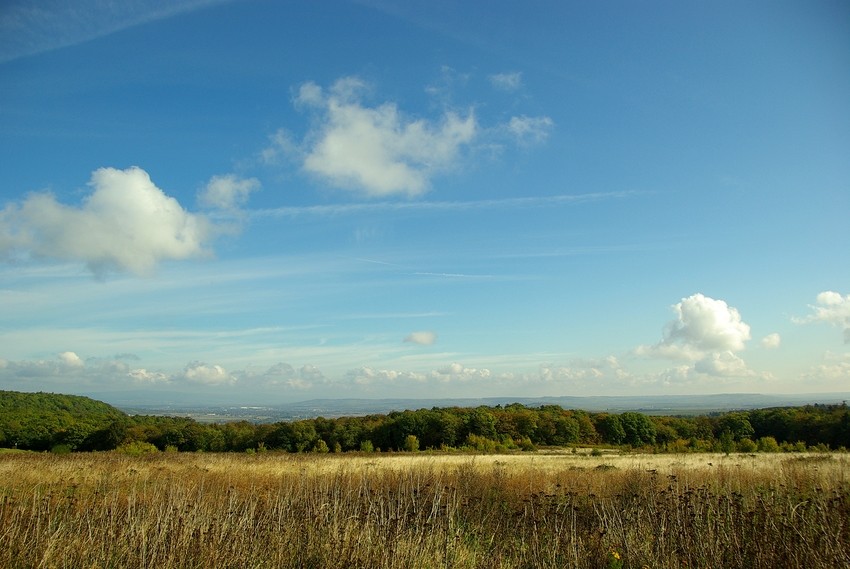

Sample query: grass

[0,451,847,568]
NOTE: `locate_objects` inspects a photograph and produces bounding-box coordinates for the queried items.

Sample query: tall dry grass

[0,451,847,568]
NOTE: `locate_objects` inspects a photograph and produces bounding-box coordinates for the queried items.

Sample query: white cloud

[346,366,427,386]
[128,368,170,384]
[795,291,850,343]
[693,351,756,377]
[489,71,523,91]
[801,352,850,383]
[295,81,325,107]
[1,166,213,276]
[661,293,751,354]
[637,293,756,379]
[432,362,491,382]
[268,76,477,197]
[199,174,260,210]
[761,333,781,349]
[505,115,554,145]
[58,351,84,368]
[181,362,235,385]
[404,331,437,346]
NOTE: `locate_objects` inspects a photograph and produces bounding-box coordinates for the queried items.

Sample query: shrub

[757,436,780,453]
[116,441,159,456]
[403,435,419,452]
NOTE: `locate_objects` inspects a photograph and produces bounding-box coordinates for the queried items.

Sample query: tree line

[1,390,848,454]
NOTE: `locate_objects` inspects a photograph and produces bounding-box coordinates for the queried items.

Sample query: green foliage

[116,441,159,456]
[2,390,848,456]
[0,391,127,451]
[596,414,626,445]
[403,434,419,452]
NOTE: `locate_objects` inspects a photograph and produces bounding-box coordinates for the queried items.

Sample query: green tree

[403,434,420,452]
[716,412,754,441]
[596,414,625,445]
[619,412,656,446]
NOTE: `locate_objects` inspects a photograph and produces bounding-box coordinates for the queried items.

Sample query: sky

[0,0,849,404]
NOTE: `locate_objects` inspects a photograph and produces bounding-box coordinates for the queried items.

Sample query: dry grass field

[1,450,848,568]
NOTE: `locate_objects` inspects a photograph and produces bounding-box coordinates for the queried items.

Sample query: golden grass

[1,451,847,568]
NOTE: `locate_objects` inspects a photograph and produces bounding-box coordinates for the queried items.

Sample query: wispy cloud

[489,71,523,91]
[0,0,231,63]
[505,115,554,145]
[794,291,850,344]
[404,331,437,346]
[254,190,639,219]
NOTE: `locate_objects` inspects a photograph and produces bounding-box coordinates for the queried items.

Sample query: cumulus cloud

[58,351,84,368]
[198,174,260,210]
[180,362,235,385]
[0,353,142,390]
[266,76,477,197]
[128,368,170,384]
[637,293,755,379]
[693,351,756,377]
[489,71,523,91]
[432,362,491,382]
[661,293,750,353]
[761,333,781,349]
[794,291,850,343]
[404,331,437,346]
[0,166,213,275]
[346,366,427,386]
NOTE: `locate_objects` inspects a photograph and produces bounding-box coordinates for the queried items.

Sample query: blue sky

[1,0,848,404]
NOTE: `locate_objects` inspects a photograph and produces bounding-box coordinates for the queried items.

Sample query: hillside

[0,390,128,451]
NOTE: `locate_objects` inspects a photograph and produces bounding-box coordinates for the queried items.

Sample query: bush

[757,436,780,453]
[360,440,374,453]
[116,441,159,456]
[403,435,419,452]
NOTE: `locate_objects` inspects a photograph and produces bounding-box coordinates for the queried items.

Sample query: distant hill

[271,393,850,419]
[0,390,128,450]
[86,390,850,418]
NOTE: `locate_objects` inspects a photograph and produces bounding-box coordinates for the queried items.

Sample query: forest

[1,390,848,454]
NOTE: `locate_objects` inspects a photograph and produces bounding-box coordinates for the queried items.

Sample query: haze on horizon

[1,0,848,404]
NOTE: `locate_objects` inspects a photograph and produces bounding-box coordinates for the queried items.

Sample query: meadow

[0,450,847,568]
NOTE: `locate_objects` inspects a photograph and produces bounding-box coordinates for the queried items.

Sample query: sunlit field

[1,451,848,568]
